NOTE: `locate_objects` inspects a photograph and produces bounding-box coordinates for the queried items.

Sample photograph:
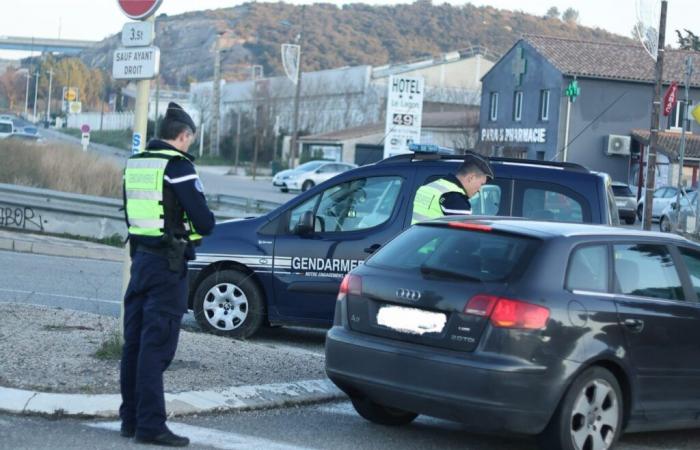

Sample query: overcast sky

[0,0,694,60]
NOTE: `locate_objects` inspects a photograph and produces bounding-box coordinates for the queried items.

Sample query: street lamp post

[24,72,31,118]
[32,70,40,122]
[46,69,54,126]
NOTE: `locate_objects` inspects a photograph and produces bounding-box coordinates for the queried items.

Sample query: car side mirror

[295,210,315,235]
[671,202,678,210]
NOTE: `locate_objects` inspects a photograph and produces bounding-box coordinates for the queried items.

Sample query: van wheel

[302,180,315,192]
[351,397,418,426]
[624,216,635,225]
[659,216,671,233]
[193,269,265,339]
[539,367,622,450]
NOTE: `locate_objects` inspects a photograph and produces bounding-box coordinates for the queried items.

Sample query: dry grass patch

[0,139,122,198]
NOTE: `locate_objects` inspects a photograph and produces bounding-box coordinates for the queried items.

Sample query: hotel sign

[481,127,547,144]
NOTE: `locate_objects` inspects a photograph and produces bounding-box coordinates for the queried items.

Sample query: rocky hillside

[81,1,631,88]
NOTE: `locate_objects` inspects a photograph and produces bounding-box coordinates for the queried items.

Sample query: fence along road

[0,183,281,240]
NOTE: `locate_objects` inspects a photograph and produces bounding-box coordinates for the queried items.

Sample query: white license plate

[376,305,446,335]
[616,201,626,207]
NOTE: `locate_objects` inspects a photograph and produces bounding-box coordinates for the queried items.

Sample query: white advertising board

[383,75,424,158]
[112,46,160,80]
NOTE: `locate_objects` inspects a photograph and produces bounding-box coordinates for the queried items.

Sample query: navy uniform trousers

[119,251,188,438]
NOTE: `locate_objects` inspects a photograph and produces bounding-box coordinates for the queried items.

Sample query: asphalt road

[2,401,699,450]
[0,250,326,354]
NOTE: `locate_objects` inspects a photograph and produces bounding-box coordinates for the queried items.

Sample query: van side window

[288,177,403,233]
[516,181,590,223]
[413,175,511,217]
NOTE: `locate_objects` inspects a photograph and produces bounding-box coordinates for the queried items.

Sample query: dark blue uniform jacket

[439,174,472,215]
[128,140,215,259]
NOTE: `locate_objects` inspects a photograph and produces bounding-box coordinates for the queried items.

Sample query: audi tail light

[337,274,362,302]
[464,295,549,330]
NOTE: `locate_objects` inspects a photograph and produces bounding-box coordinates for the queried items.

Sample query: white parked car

[272,160,358,192]
[0,119,13,139]
[637,186,694,222]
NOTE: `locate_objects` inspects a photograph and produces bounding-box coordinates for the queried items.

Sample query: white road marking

[0,288,120,305]
[87,421,314,450]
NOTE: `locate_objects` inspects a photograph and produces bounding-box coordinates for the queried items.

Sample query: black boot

[135,429,189,447]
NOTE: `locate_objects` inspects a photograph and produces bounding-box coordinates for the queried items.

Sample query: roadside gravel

[0,303,325,395]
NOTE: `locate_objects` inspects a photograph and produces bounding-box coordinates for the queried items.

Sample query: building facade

[479,36,700,185]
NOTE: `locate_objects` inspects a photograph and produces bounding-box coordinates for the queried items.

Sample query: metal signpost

[383,75,425,158]
[115,0,162,336]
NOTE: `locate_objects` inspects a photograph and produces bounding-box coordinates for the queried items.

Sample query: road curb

[0,234,123,262]
[0,379,344,418]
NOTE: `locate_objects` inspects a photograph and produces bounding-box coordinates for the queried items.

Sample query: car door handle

[364,244,381,254]
[623,318,644,333]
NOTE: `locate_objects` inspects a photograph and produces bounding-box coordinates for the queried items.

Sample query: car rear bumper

[325,326,570,435]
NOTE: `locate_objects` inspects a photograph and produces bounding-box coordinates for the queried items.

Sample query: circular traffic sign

[117,0,163,20]
[81,124,91,133]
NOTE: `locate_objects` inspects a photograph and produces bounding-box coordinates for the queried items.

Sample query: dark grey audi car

[325,217,700,450]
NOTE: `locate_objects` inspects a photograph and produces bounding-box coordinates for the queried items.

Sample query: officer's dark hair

[456,153,494,179]
[159,119,193,141]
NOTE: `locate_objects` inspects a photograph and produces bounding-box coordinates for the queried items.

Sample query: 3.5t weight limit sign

[117,0,163,20]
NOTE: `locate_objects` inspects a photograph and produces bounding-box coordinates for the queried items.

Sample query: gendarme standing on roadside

[120,102,215,447]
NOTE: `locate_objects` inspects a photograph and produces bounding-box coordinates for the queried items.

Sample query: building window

[539,89,550,121]
[513,91,523,122]
[489,92,499,121]
[536,151,545,160]
[668,100,692,131]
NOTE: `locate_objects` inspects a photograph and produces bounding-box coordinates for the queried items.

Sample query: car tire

[351,397,418,426]
[539,366,623,450]
[624,216,635,225]
[659,216,671,233]
[193,269,265,339]
[637,204,643,221]
[280,187,289,193]
[301,180,315,192]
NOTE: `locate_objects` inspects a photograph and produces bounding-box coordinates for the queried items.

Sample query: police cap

[165,102,196,134]
[461,152,494,180]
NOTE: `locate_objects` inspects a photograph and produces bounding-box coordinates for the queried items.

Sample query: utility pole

[24,72,31,118]
[288,5,305,169]
[46,69,54,126]
[642,0,667,231]
[210,32,223,157]
[154,74,160,138]
[32,70,40,121]
[235,111,241,174]
[673,56,693,232]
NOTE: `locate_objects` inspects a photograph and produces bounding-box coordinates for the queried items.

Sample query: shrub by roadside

[0,139,122,198]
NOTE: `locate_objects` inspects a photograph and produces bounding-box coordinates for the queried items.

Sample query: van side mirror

[295,210,315,235]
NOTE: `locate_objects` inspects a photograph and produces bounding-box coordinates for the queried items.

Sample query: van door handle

[623,318,644,333]
[364,244,381,254]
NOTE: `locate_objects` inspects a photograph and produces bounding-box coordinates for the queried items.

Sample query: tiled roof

[524,35,700,87]
[631,129,700,159]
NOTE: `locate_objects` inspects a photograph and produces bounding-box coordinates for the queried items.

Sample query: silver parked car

[637,186,694,222]
[611,182,636,225]
[272,160,358,192]
[659,190,698,233]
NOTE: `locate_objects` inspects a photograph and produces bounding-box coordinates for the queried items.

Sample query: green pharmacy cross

[511,47,527,86]
[565,80,580,102]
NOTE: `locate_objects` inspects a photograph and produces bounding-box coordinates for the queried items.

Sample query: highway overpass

[0,36,99,55]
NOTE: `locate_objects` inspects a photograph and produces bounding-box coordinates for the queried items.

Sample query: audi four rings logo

[396,288,421,301]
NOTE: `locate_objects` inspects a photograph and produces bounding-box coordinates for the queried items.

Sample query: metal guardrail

[0,183,282,239]
[207,193,281,215]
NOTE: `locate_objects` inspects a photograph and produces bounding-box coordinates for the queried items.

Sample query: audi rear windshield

[366,224,539,282]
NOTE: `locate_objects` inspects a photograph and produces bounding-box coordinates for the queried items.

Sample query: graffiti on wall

[0,206,45,231]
